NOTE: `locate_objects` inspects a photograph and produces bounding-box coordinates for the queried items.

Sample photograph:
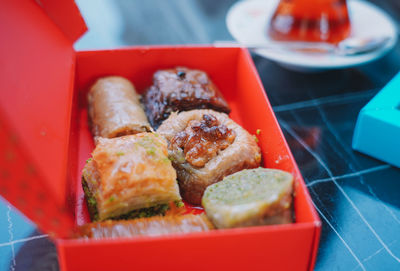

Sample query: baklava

[82,133,181,221]
[157,109,261,205]
[79,214,214,239]
[142,67,230,128]
[88,76,151,138]
[202,168,294,229]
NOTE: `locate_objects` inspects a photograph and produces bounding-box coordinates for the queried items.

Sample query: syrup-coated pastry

[88,76,151,138]
[202,168,294,229]
[78,214,214,239]
[82,133,181,221]
[157,109,261,205]
[142,67,230,128]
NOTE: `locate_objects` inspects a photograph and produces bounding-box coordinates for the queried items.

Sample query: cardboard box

[353,72,400,168]
[0,0,320,270]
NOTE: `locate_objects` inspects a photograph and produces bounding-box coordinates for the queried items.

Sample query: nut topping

[171,114,236,167]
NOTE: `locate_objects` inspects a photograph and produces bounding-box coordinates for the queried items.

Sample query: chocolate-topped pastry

[142,67,230,128]
[157,109,261,205]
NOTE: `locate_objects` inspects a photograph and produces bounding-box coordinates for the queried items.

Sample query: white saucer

[226,0,398,71]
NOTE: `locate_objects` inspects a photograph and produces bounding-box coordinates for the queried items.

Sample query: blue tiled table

[1,0,400,270]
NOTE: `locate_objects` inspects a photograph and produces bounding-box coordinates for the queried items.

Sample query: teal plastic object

[353,72,400,168]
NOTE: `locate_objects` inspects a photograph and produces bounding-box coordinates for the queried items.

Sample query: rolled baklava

[202,168,294,229]
[78,214,214,239]
[88,76,151,138]
[157,109,261,205]
[142,67,230,128]
[82,133,181,221]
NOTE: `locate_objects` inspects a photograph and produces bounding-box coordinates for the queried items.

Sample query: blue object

[0,197,37,271]
[353,71,400,168]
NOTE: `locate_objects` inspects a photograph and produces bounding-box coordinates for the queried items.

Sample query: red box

[0,1,320,270]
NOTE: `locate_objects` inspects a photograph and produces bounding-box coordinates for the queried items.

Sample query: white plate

[226,0,398,71]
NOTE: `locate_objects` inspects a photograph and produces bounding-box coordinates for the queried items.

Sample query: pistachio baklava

[82,133,181,221]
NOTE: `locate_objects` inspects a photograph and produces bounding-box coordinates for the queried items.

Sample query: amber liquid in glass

[268,0,351,44]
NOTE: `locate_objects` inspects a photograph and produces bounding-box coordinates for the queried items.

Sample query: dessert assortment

[79,67,294,239]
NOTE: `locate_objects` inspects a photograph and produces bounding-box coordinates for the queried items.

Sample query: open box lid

[0,0,87,238]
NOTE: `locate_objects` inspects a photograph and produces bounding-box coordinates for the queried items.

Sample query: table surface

[1,0,400,270]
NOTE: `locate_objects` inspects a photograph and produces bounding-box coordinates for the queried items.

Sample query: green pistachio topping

[203,168,293,205]
[107,195,115,203]
[253,135,259,143]
[117,204,170,220]
[174,200,184,208]
[146,148,156,155]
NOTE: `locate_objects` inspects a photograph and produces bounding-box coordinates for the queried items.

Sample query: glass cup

[268,0,351,44]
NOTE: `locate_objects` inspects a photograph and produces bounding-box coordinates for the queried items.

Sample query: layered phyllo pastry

[82,133,181,221]
[157,109,261,205]
[78,214,213,239]
[88,76,152,138]
[202,168,294,229]
[142,67,230,128]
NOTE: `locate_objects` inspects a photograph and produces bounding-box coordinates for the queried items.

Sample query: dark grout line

[272,88,378,113]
